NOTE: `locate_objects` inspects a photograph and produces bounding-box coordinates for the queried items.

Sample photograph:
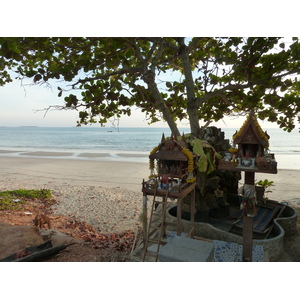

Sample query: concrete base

[146,232,267,262]
[158,233,215,262]
[213,240,266,262]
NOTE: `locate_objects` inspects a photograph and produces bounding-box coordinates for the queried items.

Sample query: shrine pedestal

[142,181,196,236]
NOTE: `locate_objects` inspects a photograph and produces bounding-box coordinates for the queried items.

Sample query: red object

[246,151,250,159]
[162,175,168,184]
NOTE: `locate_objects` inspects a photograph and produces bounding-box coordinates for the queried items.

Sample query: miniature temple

[141,134,197,261]
[218,110,278,261]
[144,133,197,191]
[218,110,277,174]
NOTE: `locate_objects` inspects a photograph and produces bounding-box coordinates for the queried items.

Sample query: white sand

[0,156,149,192]
[0,156,299,233]
[0,156,149,234]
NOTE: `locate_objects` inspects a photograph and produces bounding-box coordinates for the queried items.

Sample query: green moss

[0,189,52,210]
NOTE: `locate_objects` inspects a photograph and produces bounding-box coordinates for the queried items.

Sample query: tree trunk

[142,71,180,137]
[177,38,201,137]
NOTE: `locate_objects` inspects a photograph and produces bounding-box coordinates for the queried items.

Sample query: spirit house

[143,133,196,194]
[218,110,277,174]
[142,133,197,242]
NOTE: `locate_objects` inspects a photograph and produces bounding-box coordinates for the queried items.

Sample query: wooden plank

[218,165,277,174]
[242,216,253,262]
[186,226,195,238]
[142,194,148,247]
[142,182,196,198]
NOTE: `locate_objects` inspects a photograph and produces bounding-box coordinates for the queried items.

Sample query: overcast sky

[0,73,282,129]
[1,3,295,129]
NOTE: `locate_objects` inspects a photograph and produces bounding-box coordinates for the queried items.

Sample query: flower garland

[181,147,196,183]
[148,145,195,183]
[149,146,159,179]
[229,147,238,153]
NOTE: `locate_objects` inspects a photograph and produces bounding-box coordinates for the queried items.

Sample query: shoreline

[0,156,299,234]
[0,149,149,164]
[0,155,299,200]
[1,148,300,169]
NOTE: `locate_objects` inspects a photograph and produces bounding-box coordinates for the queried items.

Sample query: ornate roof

[232,110,269,148]
[149,134,189,161]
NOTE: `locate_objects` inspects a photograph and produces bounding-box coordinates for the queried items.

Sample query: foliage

[0,37,300,134]
[189,138,222,174]
[256,179,275,198]
[256,179,275,188]
[0,189,52,210]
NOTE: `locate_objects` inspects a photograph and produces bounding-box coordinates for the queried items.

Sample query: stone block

[158,234,214,262]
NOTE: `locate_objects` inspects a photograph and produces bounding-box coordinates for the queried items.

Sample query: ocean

[0,126,299,169]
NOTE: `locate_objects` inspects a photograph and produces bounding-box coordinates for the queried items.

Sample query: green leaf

[166,82,172,89]
[190,139,208,172]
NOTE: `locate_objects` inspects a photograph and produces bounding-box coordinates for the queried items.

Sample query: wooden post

[177,197,182,236]
[190,188,195,238]
[244,172,255,185]
[242,215,253,261]
[142,194,148,249]
[243,171,255,262]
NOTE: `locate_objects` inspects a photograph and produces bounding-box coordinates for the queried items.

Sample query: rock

[0,222,44,260]
[39,229,80,246]
[0,223,81,261]
[206,176,221,191]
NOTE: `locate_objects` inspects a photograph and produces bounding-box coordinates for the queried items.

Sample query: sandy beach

[0,155,299,234]
[0,156,149,234]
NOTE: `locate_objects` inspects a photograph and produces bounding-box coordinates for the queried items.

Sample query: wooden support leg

[177,198,182,236]
[242,216,253,262]
[242,172,255,262]
[162,197,167,238]
[190,189,195,238]
[142,194,148,249]
[244,172,255,185]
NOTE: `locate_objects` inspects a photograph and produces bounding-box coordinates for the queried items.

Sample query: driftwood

[0,240,68,262]
[15,244,67,262]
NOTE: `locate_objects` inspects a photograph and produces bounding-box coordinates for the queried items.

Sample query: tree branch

[195,66,300,108]
[72,66,143,87]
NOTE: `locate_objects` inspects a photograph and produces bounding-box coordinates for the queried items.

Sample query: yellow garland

[149,146,159,178]
[229,147,238,153]
[181,147,194,173]
[182,147,196,183]
[186,177,196,183]
[148,145,196,183]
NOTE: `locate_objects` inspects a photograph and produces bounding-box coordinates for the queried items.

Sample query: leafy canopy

[0,37,299,132]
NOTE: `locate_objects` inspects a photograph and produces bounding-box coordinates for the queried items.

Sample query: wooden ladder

[142,187,172,262]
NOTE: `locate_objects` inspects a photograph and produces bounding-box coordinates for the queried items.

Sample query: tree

[1,37,300,210]
[1,37,300,134]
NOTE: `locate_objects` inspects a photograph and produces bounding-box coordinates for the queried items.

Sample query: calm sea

[0,126,299,169]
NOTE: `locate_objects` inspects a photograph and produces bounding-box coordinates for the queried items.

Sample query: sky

[0,74,282,129]
[0,4,297,130]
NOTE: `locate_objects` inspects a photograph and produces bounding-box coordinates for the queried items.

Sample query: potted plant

[256,179,275,201]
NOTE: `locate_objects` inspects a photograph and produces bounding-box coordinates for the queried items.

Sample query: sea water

[0,126,299,169]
